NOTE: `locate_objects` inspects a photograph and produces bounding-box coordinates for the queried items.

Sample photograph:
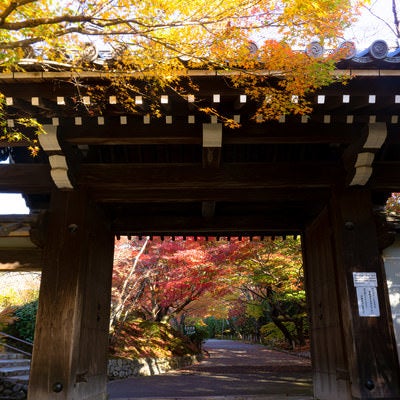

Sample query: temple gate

[1,41,400,399]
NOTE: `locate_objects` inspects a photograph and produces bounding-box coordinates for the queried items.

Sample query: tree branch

[393,0,400,42]
[363,3,399,43]
[0,27,86,49]
[0,14,91,30]
[0,0,37,24]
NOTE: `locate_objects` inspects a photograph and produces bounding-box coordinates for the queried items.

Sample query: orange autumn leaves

[1,0,365,122]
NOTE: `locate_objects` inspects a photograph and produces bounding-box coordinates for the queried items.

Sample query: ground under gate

[107,339,313,400]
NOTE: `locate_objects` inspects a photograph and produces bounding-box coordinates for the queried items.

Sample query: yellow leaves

[199,107,240,128]
[277,0,367,46]
[0,113,45,157]
[229,41,336,121]
[0,0,366,136]
[0,0,364,62]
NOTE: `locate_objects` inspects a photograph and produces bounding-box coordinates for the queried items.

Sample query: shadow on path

[108,339,313,399]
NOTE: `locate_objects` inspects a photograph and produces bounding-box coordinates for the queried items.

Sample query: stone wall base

[0,378,28,400]
[108,354,201,380]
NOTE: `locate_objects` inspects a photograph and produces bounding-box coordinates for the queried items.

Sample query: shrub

[185,325,208,351]
[6,299,38,342]
[110,318,201,359]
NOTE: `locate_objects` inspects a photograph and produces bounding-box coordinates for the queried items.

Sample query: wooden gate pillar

[28,190,114,400]
[304,188,400,400]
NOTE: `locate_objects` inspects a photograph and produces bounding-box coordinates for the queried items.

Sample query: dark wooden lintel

[60,121,203,145]
[0,248,42,271]
[0,161,342,200]
[91,187,330,203]
[0,164,53,192]
[58,121,359,146]
[111,214,304,236]
[0,236,42,271]
[78,162,343,190]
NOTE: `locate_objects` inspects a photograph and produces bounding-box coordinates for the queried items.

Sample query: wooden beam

[0,164,53,192]
[60,119,203,145]
[90,187,330,203]
[0,162,343,199]
[0,235,42,271]
[0,214,38,224]
[111,214,305,236]
[78,162,343,191]
[57,120,359,146]
[0,248,42,271]
[0,139,32,147]
[77,162,343,189]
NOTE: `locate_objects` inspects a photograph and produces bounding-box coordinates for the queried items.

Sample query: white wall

[383,238,400,367]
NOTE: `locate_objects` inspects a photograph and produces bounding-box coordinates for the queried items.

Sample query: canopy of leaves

[215,237,307,345]
[111,236,245,328]
[0,0,364,127]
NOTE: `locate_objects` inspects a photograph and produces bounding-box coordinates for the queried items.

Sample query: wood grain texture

[28,190,114,400]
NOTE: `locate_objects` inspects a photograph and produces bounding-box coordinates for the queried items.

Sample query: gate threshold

[110,396,314,400]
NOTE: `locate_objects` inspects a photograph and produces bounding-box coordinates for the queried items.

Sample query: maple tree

[110,235,260,344]
[228,237,306,346]
[110,236,150,331]
[134,237,220,322]
[184,236,306,345]
[111,236,236,329]
[0,0,364,152]
[0,0,360,66]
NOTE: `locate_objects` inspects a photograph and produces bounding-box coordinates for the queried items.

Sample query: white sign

[353,272,380,317]
[353,272,378,287]
[356,286,380,317]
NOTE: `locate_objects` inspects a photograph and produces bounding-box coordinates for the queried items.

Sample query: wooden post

[28,190,114,400]
[303,207,352,399]
[304,188,400,400]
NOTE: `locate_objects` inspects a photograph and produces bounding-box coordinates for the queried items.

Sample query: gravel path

[108,339,313,400]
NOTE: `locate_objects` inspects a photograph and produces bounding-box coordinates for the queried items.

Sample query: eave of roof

[1,39,400,80]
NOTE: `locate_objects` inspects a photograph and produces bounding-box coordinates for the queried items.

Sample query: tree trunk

[271,316,294,347]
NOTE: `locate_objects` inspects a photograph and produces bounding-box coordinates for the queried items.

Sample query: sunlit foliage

[0,0,365,153]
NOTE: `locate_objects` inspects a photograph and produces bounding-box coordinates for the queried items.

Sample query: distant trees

[110,236,239,340]
[111,236,307,348]
[232,237,307,346]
